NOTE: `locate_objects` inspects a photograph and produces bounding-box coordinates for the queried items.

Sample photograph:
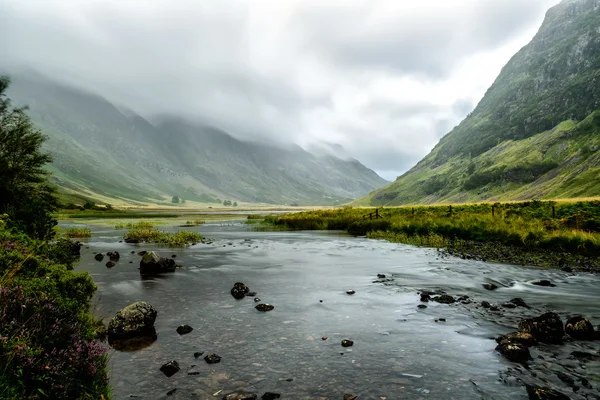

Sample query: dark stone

[107,301,157,345]
[481,301,491,308]
[518,312,565,344]
[341,339,354,347]
[483,283,498,291]
[106,261,116,268]
[496,332,537,347]
[420,294,430,302]
[167,388,177,396]
[532,280,556,287]
[510,298,529,308]
[176,324,193,335]
[131,251,136,254]
[129,261,133,263]
[160,361,180,377]
[188,372,200,375]
[525,385,571,400]
[193,352,204,359]
[261,393,281,400]
[565,316,595,340]
[377,274,386,279]
[561,266,573,273]
[171,254,176,258]
[107,251,120,262]
[231,282,250,299]
[137,251,147,256]
[94,253,104,261]
[490,306,500,312]
[344,395,357,400]
[254,298,261,302]
[433,295,455,304]
[255,304,274,312]
[417,304,427,309]
[438,318,446,322]
[246,291,257,297]
[502,303,517,309]
[124,238,140,243]
[204,353,221,364]
[222,393,257,400]
[570,351,598,360]
[556,372,575,385]
[139,251,176,276]
[346,290,356,295]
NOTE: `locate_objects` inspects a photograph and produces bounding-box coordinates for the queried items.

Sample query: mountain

[6,74,387,206]
[358,0,600,206]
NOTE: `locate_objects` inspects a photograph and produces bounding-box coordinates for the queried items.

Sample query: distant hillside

[6,74,387,206]
[358,0,600,206]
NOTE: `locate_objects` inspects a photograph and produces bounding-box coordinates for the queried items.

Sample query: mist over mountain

[6,73,387,206]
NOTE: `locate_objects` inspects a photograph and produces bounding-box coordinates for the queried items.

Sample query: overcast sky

[1,0,560,180]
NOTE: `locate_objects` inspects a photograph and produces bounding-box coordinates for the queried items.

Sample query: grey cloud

[0,0,559,178]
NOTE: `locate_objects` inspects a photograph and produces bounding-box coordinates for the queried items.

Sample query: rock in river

[255,304,274,312]
[107,301,158,349]
[176,324,193,335]
[204,353,221,364]
[261,393,281,400]
[525,385,571,400]
[341,339,354,347]
[532,280,556,287]
[482,283,498,291]
[139,251,176,276]
[496,332,537,347]
[107,251,120,262]
[222,393,257,400]
[565,316,595,340]
[495,341,531,363]
[433,295,455,304]
[346,289,356,295]
[518,312,565,344]
[231,282,250,299]
[105,261,116,268]
[160,360,180,377]
[94,253,104,261]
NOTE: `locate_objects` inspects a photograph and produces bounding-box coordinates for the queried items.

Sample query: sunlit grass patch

[61,227,92,238]
[124,228,202,246]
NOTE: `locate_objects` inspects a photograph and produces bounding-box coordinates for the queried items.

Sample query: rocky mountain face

[7,75,387,206]
[359,0,600,206]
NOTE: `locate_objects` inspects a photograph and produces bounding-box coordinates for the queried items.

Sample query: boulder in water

[107,251,120,262]
[341,339,354,347]
[518,312,565,344]
[176,324,193,335]
[482,283,498,291]
[496,332,537,347]
[94,253,104,261]
[261,393,281,400]
[565,316,595,340]
[107,301,158,349]
[160,360,180,377]
[204,353,222,364]
[532,280,556,287]
[433,295,455,304]
[105,261,116,268]
[255,304,274,312]
[231,282,250,299]
[139,251,176,276]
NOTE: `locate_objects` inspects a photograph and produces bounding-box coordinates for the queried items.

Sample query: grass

[56,212,178,219]
[185,219,205,225]
[124,228,203,246]
[266,200,600,270]
[115,221,155,229]
[61,227,92,238]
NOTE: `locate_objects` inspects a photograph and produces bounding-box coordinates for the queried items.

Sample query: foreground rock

[495,341,531,363]
[565,316,595,340]
[107,302,158,350]
[255,304,274,312]
[176,324,193,335]
[160,360,180,377]
[231,282,250,299]
[139,251,176,276]
[204,353,222,364]
[222,393,257,400]
[518,312,565,344]
[525,385,571,400]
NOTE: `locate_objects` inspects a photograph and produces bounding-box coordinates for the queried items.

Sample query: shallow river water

[72,220,600,400]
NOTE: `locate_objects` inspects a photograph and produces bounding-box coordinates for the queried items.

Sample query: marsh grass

[57,212,178,219]
[269,201,600,259]
[115,221,154,229]
[61,227,92,238]
[124,227,202,246]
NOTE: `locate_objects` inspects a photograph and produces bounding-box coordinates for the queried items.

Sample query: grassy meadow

[264,200,600,270]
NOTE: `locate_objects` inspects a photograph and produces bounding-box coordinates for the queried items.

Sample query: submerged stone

[341,339,354,347]
[482,283,498,291]
[204,353,221,364]
[532,280,556,287]
[94,253,104,261]
[231,282,250,299]
[255,303,274,312]
[261,393,281,400]
[176,324,193,335]
[433,295,455,304]
[222,393,257,400]
[525,385,570,400]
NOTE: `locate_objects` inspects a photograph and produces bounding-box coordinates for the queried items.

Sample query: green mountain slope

[358,0,600,206]
[6,74,387,206]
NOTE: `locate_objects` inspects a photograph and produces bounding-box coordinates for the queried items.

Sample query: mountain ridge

[357,0,600,206]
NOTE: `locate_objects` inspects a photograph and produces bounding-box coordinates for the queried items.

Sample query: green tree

[0,76,58,239]
[172,195,180,203]
[233,201,238,207]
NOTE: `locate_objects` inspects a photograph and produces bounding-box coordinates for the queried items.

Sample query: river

[72,220,600,400]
